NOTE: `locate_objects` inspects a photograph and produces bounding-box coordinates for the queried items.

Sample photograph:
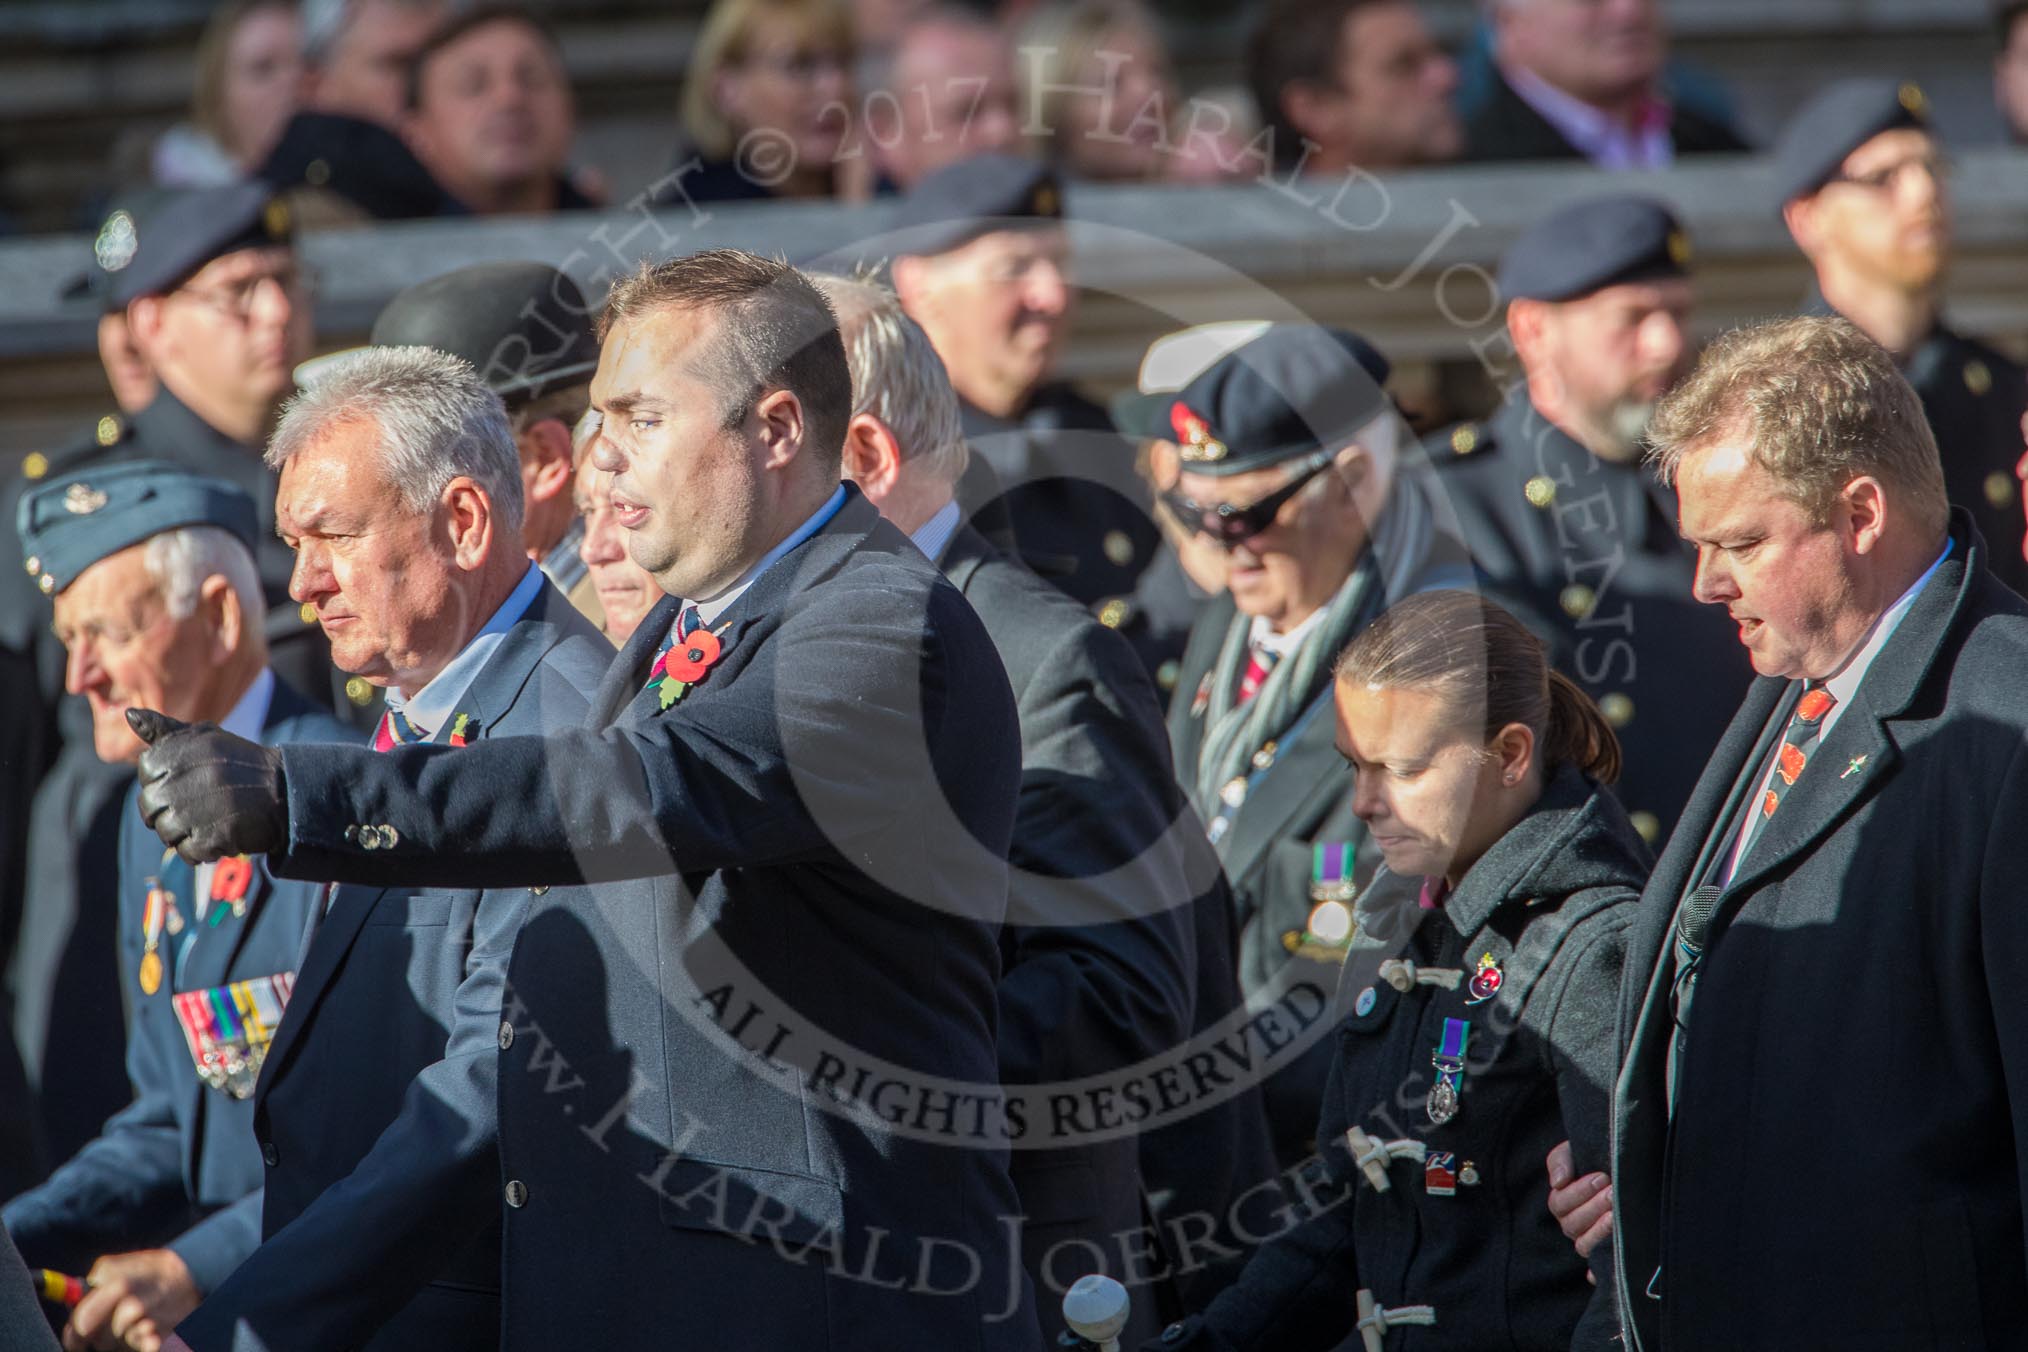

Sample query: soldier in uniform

[296,260,604,625]
[1773,77,2028,594]
[0,183,342,1180]
[172,348,611,1352]
[1428,195,1750,845]
[4,464,346,1351]
[889,154,1164,621]
[1164,324,1472,1167]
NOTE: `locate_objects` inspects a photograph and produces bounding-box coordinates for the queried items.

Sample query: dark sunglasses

[1160,447,1338,545]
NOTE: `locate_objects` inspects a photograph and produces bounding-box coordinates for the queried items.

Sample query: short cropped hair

[807,270,969,486]
[1646,315,1949,537]
[599,249,854,472]
[1246,0,1384,169]
[268,344,526,530]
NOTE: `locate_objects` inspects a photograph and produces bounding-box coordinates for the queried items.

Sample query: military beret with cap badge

[1116,324,1394,478]
[888,152,1065,258]
[18,460,259,598]
[294,261,599,403]
[1771,77,1932,206]
[257,110,467,221]
[1496,194,1693,305]
[91,182,296,310]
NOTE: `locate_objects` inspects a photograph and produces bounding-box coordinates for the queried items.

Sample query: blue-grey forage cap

[891,153,1065,257]
[18,460,259,597]
[1497,194,1692,304]
[1771,77,1932,205]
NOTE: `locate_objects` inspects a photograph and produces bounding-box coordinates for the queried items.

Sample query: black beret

[297,261,598,403]
[1771,78,1933,205]
[101,183,295,309]
[257,110,466,221]
[18,460,259,597]
[1498,194,1692,305]
[1161,325,1392,477]
[890,153,1064,257]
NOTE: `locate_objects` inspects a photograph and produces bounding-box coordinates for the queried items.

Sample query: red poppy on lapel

[664,628,723,684]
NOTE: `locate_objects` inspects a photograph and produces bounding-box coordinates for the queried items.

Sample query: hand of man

[62,1250,199,1352]
[1545,1139,1613,1277]
[130,710,286,864]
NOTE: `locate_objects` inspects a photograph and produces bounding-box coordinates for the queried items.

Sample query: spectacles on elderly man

[1160,446,1339,545]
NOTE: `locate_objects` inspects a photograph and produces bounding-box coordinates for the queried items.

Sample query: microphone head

[1676,883,1723,956]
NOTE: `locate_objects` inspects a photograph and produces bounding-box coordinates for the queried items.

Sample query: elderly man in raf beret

[4,463,347,1352]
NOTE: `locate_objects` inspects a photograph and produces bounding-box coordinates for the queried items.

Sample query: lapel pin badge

[1841,755,1868,780]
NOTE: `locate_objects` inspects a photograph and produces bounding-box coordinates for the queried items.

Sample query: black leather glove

[130,709,288,864]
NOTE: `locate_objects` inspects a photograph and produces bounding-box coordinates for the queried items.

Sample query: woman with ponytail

[1154,590,1646,1352]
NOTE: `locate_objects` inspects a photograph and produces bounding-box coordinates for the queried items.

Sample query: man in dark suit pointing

[129,251,1040,1351]
[1607,315,2028,1349]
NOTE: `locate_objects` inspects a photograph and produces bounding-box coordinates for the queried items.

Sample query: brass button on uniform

[299,601,318,625]
[1965,360,1993,397]
[1449,424,1477,455]
[1630,811,1661,845]
[1984,472,2016,509]
[1102,530,1135,566]
[345,677,373,706]
[23,556,38,577]
[1524,475,1557,509]
[1097,598,1129,629]
[505,1180,528,1208]
[1559,584,1595,619]
[95,416,120,447]
[1155,659,1179,692]
[1600,692,1635,727]
[22,451,48,480]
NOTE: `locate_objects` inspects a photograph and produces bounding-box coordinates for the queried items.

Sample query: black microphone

[1674,884,1722,963]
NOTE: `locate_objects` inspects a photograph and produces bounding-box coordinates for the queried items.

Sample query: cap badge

[94,211,138,273]
[1171,402,1228,463]
[63,482,108,515]
[1666,229,1692,268]
[263,198,292,239]
[1032,183,1059,217]
[1898,82,1927,116]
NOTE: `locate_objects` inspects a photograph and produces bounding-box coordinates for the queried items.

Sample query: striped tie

[1739,683,1836,859]
[372,707,426,752]
[1237,644,1278,704]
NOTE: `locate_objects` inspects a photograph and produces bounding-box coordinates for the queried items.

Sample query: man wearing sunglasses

[1776,78,2028,589]
[1151,324,1471,1167]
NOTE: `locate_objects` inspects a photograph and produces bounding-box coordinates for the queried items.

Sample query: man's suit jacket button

[376,825,401,848]
[505,1179,529,1208]
[1160,1320,1188,1343]
[343,825,361,844]
[261,1142,279,1168]
[498,1021,514,1051]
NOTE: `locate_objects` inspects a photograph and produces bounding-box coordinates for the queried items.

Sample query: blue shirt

[383,562,545,742]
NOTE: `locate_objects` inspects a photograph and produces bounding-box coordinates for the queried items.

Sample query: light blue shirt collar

[218,667,274,742]
[686,485,848,627]
[906,499,962,566]
[383,562,545,741]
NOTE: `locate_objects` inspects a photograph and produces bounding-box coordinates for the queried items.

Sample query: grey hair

[269,345,525,530]
[806,270,970,486]
[144,525,265,628]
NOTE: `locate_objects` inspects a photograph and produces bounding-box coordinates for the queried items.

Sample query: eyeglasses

[1160,447,1338,545]
[172,265,315,320]
[1825,153,1954,194]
